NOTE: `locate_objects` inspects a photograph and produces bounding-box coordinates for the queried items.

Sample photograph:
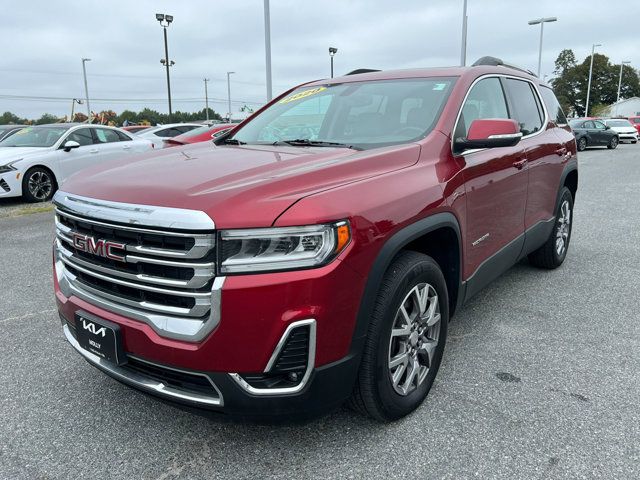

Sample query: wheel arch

[22,164,59,198]
[350,212,462,354]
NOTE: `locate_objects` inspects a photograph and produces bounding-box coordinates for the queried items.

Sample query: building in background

[603,97,640,117]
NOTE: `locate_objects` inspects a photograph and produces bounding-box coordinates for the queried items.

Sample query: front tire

[348,251,449,421]
[528,187,573,269]
[607,137,618,149]
[577,137,587,151]
[21,167,57,202]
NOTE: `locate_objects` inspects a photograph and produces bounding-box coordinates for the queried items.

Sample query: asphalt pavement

[0,145,638,479]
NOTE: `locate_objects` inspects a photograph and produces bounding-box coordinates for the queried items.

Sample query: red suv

[52,57,577,421]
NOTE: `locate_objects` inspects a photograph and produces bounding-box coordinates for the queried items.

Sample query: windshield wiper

[222,138,246,145]
[274,139,360,150]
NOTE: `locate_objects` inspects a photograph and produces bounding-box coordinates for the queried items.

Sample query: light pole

[81,58,91,121]
[528,17,557,77]
[203,78,210,121]
[263,0,273,101]
[585,43,601,118]
[329,47,338,78]
[156,13,175,122]
[460,0,468,66]
[70,98,83,122]
[227,71,235,122]
[616,60,631,109]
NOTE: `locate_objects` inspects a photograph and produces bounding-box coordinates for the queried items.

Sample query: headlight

[0,162,18,174]
[219,221,351,274]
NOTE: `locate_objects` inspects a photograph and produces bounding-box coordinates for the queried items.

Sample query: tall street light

[156,13,175,122]
[616,60,631,106]
[81,58,91,121]
[585,43,601,118]
[460,0,468,66]
[263,0,273,102]
[227,71,235,122]
[528,17,557,77]
[329,47,338,78]
[203,78,210,121]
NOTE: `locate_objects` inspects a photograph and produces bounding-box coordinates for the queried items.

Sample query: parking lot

[0,146,638,479]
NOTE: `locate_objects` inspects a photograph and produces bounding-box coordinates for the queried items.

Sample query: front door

[55,127,99,183]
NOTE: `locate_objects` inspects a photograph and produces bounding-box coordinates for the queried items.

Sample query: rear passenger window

[455,77,509,139]
[540,86,567,126]
[94,129,121,143]
[504,79,543,136]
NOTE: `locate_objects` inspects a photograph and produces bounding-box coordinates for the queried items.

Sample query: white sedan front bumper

[0,170,23,198]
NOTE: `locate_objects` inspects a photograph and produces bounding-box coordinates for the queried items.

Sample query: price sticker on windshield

[279,87,327,104]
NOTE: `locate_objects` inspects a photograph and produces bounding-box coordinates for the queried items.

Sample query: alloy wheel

[27,171,53,201]
[556,200,571,256]
[388,283,441,396]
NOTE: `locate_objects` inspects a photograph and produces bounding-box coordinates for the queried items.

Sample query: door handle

[122,145,131,150]
[89,149,99,154]
[513,158,527,170]
[555,147,567,156]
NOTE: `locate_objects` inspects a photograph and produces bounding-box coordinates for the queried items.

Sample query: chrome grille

[53,191,221,342]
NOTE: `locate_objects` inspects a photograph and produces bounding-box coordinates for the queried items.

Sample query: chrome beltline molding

[62,325,223,407]
[53,191,215,230]
[229,319,316,396]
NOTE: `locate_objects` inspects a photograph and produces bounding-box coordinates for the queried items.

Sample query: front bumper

[617,132,638,142]
[0,171,22,198]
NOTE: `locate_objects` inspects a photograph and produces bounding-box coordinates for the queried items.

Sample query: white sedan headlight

[219,221,351,274]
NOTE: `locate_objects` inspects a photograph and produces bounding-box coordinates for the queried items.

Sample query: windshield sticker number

[279,87,327,104]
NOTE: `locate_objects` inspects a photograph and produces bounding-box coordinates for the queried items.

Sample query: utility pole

[203,78,210,121]
[70,98,83,122]
[585,43,601,118]
[460,0,468,66]
[81,58,91,121]
[329,47,338,78]
[227,71,235,122]
[263,0,273,101]
[616,60,631,110]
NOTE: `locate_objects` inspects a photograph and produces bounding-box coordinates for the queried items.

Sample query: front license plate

[75,313,125,365]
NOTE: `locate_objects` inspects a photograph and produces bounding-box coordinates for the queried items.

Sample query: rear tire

[528,187,573,269]
[577,137,587,151]
[607,137,618,149]
[21,167,57,202]
[348,251,449,422]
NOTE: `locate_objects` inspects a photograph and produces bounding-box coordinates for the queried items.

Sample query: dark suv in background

[53,56,577,421]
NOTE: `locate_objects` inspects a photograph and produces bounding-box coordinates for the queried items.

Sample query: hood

[0,147,49,165]
[61,141,422,228]
[609,126,637,133]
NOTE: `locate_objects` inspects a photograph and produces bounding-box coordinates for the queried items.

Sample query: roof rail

[472,56,537,77]
[345,68,381,76]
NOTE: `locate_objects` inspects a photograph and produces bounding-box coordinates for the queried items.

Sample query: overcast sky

[1,0,638,120]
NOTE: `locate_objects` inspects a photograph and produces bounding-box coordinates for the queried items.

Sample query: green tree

[0,111,27,124]
[35,113,60,125]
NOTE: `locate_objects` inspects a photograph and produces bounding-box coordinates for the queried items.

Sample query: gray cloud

[1,0,636,119]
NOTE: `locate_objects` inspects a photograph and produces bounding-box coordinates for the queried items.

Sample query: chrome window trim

[53,191,215,231]
[229,319,316,396]
[62,325,223,406]
[451,73,550,157]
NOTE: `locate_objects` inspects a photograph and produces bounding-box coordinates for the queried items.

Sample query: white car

[603,119,638,144]
[0,123,153,202]
[133,123,202,148]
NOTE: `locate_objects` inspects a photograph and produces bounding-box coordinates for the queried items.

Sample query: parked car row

[0,120,239,202]
[569,117,638,151]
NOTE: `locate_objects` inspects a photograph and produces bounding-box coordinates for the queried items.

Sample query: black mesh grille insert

[125,358,217,396]
[0,178,9,192]
[271,326,310,374]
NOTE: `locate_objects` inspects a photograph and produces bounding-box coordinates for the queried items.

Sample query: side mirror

[454,118,522,153]
[62,140,80,152]
[605,125,611,130]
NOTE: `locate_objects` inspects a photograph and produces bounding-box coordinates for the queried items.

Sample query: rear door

[502,78,563,230]
[592,120,610,144]
[455,76,528,293]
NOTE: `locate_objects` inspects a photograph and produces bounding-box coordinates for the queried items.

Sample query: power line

[0,93,263,106]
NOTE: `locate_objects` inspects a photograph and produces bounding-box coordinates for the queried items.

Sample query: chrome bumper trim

[229,319,316,396]
[63,325,223,407]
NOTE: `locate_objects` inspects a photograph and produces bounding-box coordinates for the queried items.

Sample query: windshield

[0,126,68,147]
[228,78,456,150]
[606,120,632,127]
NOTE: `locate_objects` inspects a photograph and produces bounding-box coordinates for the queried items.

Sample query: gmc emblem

[72,233,126,263]
[81,318,107,338]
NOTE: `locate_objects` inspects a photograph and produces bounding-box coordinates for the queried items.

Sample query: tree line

[0,107,224,126]
[552,49,640,117]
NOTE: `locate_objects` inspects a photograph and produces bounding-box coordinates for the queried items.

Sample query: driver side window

[455,77,509,139]
[65,128,93,146]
